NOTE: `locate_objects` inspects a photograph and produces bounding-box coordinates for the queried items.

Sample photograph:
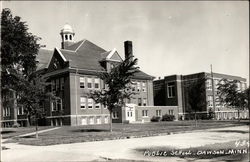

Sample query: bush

[123,120,129,124]
[151,116,161,122]
[161,114,175,121]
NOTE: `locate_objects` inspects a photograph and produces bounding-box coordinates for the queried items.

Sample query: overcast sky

[2,1,249,84]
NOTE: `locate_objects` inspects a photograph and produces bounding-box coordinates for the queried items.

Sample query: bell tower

[60,24,75,49]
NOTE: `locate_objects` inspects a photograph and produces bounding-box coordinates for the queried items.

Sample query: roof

[58,39,106,71]
[60,24,74,34]
[133,70,155,80]
[36,48,53,71]
[38,39,154,80]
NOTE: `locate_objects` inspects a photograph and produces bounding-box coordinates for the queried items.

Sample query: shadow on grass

[19,135,36,138]
[0,130,16,134]
[211,130,249,134]
[72,129,109,133]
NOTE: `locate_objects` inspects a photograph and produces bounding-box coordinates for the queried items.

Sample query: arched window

[65,35,68,40]
[69,35,72,40]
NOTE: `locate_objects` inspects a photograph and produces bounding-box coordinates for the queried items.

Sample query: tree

[90,57,139,132]
[1,8,41,128]
[186,77,207,127]
[217,79,248,122]
[18,74,55,138]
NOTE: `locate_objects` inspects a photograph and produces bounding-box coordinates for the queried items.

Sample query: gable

[36,49,53,71]
[47,48,68,73]
[109,51,123,62]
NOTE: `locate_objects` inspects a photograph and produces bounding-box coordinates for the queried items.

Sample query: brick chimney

[124,41,133,61]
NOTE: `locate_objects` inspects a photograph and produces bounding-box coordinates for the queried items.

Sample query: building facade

[37,24,155,126]
[153,72,249,120]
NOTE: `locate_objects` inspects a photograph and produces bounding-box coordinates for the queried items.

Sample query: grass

[2,120,249,146]
[135,140,250,161]
[1,126,53,139]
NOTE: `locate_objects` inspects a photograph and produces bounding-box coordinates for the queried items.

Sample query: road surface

[1,125,249,162]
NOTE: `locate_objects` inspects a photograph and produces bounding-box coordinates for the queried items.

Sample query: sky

[2,1,249,84]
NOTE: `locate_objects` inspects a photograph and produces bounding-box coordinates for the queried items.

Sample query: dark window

[167,82,176,98]
[138,98,142,106]
[94,83,99,89]
[65,35,68,40]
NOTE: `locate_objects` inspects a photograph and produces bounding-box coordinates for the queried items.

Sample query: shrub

[151,116,161,122]
[123,120,129,124]
[161,114,175,121]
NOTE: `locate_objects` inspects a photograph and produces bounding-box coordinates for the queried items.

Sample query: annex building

[153,72,249,120]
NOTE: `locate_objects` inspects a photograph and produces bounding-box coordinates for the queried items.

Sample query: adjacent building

[153,72,248,120]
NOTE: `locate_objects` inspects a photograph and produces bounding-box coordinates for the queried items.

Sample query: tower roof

[61,24,74,34]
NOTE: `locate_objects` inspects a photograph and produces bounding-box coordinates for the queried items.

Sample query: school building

[153,72,249,120]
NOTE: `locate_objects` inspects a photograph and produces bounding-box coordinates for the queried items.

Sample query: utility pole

[210,65,216,114]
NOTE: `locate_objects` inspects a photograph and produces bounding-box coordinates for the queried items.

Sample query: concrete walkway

[1,125,249,162]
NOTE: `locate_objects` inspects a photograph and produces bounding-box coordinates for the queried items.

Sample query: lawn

[2,120,249,146]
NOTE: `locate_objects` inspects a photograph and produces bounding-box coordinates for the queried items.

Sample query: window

[131,81,136,91]
[80,77,85,88]
[127,111,133,117]
[52,80,56,92]
[241,83,246,90]
[87,78,92,88]
[142,82,146,92]
[17,106,24,115]
[167,82,175,98]
[156,110,161,117]
[80,97,86,109]
[103,83,108,89]
[104,116,109,123]
[95,102,100,109]
[96,116,101,124]
[138,98,142,106]
[169,110,174,115]
[56,79,59,91]
[214,79,219,89]
[3,107,10,117]
[206,79,212,90]
[237,82,241,91]
[89,116,94,124]
[87,98,93,108]
[215,96,220,107]
[94,78,100,89]
[65,35,68,40]
[51,101,57,111]
[207,95,213,107]
[60,78,64,90]
[143,98,147,106]
[57,99,62,110]
[69,35,72,40]
[112,111,119,119]
[137,82,141,92]
[142,110,148,117]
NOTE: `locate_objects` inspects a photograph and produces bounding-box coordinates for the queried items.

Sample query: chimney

[124,41,133,61]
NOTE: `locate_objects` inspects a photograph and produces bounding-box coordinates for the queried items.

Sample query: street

[1,125,249,162]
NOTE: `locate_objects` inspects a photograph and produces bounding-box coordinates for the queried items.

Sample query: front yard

[2,120,249,146]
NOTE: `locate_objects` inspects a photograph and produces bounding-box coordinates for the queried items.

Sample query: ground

[1,125,249,162]
[1,120,247,146]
